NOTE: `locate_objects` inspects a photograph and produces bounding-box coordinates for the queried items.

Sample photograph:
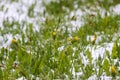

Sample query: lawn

[0,0,120,80]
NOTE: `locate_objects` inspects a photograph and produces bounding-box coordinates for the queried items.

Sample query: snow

[112,4,120,14]
[17,77,26,80]
[0,0,120,79]
[91,43,113,60]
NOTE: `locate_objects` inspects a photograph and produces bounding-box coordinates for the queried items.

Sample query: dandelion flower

[52,32,56,40]
[12,39,17,43]
[110,66,116,73]
[52,32,56,36]
[110,65,116,77]
[92,34,97,44]
[74,36,79,41]
[71,36,79,43]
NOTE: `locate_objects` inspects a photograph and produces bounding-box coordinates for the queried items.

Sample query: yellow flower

[52,32,56,40]
[110,66,116,74]
[92,34,97,44]
[93,34,97,41]
[12,39,17,43]
[74,36,79,41]
[70,36,79,43]
[52,32,56,36]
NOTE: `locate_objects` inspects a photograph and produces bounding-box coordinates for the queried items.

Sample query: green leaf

[99,68,103,77]
[106,50,110,58]
[59,51,65,60]
[116,42,120,59]
[111,43,117,59]
[28,3,36,17]
[103,59,110,75]
[84,64,93,78]
[86,50,92,62]
[0,69,3,79]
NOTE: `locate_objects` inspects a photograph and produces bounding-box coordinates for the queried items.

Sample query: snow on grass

[111,4,120,14]
[0,0,120,79]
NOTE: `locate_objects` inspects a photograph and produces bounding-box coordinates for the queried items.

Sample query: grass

[0,0,120,80]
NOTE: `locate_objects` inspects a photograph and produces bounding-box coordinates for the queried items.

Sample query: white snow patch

[17,77,27,80]
[58,46,64,51]
[88,75,97,80]
[86,43,113,60]
[112,4,120,14]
